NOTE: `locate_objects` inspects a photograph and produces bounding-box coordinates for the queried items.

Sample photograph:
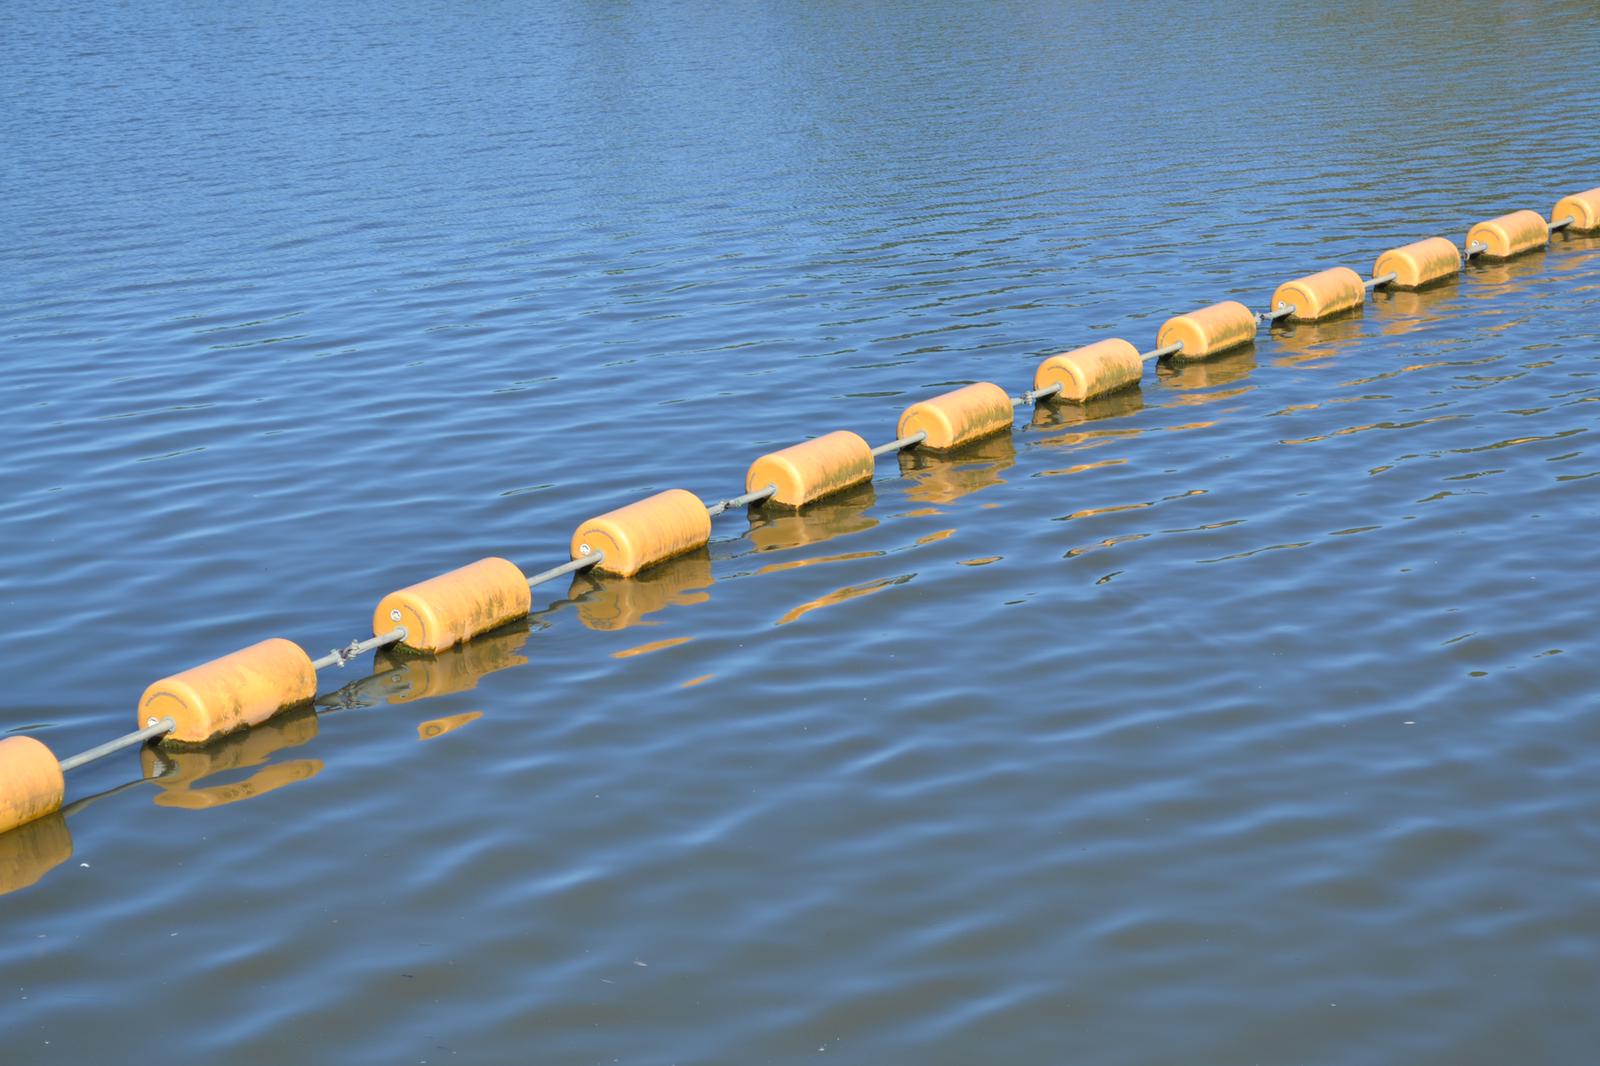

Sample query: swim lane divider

[2,185,1597,836]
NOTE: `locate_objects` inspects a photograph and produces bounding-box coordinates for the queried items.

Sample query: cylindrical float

[1269,267,1365,322]
[1032,339,1143,402]
[1553,187,1600,233]
[746,431,875,509]
[374,557,531,654]
[1373,237,1461,290]
[138,638,318,746]
[896,382,1013,451]
[0,737,65,836]
[1466,210,1547,261]
[1156,301,1256,361]
[572,488,712,577]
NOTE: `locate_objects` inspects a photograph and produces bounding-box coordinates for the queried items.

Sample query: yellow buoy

[896,382,1013,451]
[1553,187,1600,233]
[572,488,712,577]
[1032,339,1143,402]
[1373,237,1461,290]
[1157,300,1256,361]
[1270,267,1365,322]
[1467,209,1547,261]
[0,737,65,836]
[746,430,875,509]
[138,638,318,746]
[374,557,531,654]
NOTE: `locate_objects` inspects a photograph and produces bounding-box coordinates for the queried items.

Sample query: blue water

[2,1,1598,1061]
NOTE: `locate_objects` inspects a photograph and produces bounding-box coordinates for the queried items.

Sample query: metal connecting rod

[311,627,408,671]
[869,431,927,457]
[527,553,604,588]
[1259,303,1296,324]
[706,484,776,517]
[1366,271,1399,291]
[1549,215,1575,233]
[1141,342,1183,362]
[1465,240,1489,258]
[59,717,175,774]
[1017,382,1061,406]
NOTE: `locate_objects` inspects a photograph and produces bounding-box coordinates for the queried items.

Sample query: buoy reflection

[417,711,483,741]
[569,551,714,632]
[746,482,877,554]
[897,432,1016,506]
[139,707,322,811]
[1269,315,1366,367]
[372,625,531,703]
[0,811,72,897]
[1155,347,1257,391]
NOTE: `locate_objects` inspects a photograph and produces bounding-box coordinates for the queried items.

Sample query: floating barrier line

[4,183,1598,842]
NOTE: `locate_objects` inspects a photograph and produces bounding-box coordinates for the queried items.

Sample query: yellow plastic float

[138,638,317,746]
[746,430,875,509]
[374,557,531,654]
[1553,187,1600,233]
[1467,209,1547,261]
[572,489,712,577]
[1157,300,1256,360]
[1373,237,1461,290]
[896,382,1013,451]
[1270,267,1365,322]
[1032,339,1143,402]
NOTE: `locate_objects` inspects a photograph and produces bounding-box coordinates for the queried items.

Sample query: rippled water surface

[3,2,1599,1062]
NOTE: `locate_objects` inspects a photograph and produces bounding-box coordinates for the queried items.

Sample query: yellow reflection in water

[139,708,322,811]
[959,556,1002,566]
[570,551,713,633]
[1028,388,1145,431]
[0,812,72,897]
[612,636,694,659]
[755,550,884,576]
[775,573,911,626]
[747,482,877,554]
[418,711,483,741]
[372,624,531,704]
[680,674,714,689]
[1268,315,1366,367]
[1155,347,1257,391]
[1371,280,1465,337]
[897,433,1015,505]
[1468,249,1549,292]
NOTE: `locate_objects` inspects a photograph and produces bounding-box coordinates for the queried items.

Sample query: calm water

[3,1,1598,1061]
